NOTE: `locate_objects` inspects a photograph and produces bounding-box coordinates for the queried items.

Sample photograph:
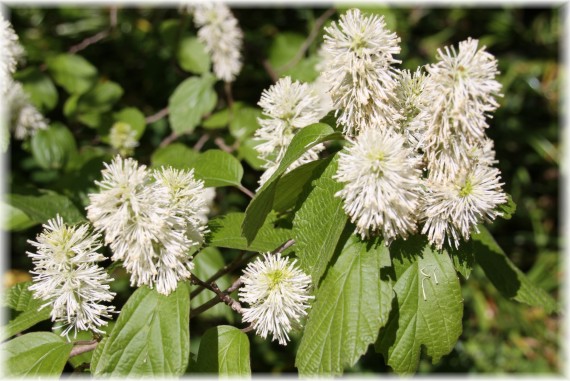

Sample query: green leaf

[241,123,341,244]
[193,149,244,187]
[292,155,348,285]
[112,107,145,138]
[237,137,265,171]
[269,32,305,70]
[93,283,190,376]
[46,53,97,94]
[2,332,73,377]
[207,212,292,253]
[195,326,251,376]
[177,36,211,74]
[14,67,59,111]
[281,55,319,82]
[229,106,262,140]
[473,226,558,313]
[499,193,517,220]
[168,74,217,134]
[151,143,199,170]
[376,238,463,374]
[190,247,232,320]
[296,235,393,376]
[446,242,476,280]
[1,282,52,341]
[30,122,77,170]
[8,192,85,225]
[1,202,36,231]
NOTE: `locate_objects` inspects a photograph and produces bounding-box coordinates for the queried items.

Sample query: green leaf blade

[241,122,341,244]
[207,212,292,253]
[193,149,244,188]
[93,283,190,377]
[473,226,558,313]
[2,332,73,377]
[377,240,463,374]
[296,235,393,376]
[168,75,217,134]
[177,37,211,74]
[195,326,251,376]
[292,154,348,285]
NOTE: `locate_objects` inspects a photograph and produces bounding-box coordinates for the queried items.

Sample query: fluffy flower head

[7,81,48,140]
[334,128,422,242]
[27,215,115,336]
[421,163,507,249]
[1,14,24,95]
[239,253,313,345]
[87,156,208,295]
[255,76,326,188]
[193,3,243,82]
[322,8,402,136]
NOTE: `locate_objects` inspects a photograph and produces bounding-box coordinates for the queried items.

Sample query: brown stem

[241,325,253,333]
[190,251,249,299]
[237,184,255,199]
[262,59,279,82]
[277,8,336,73]
[193,134,210,151]
[146,107,169,124]
[224,81,234,109]
[70,341,98,358]
[190,275,242,317]
[214,137,234,153]
[69,30,109,54]
[159,131,178,148]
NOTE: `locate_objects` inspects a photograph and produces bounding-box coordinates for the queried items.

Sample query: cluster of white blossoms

[322,10,507,249]
[321,8,402,137]
[255,76,329,188]
[7,81,48,140]
[27,215,115,337]
[1,15,47,141]
[0,13,24,95]
[417,38,507,249]
[239,253,313,345]
[109,121,139,157]
[87,156,209,295]
[192,3,243,82]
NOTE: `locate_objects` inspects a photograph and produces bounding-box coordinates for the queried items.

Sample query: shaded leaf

[31,122,77,170]
[207,212,292,253]
[46,53,97,94]
[473,226,558,313]
[14,67,59,111]
[8,192,85,225]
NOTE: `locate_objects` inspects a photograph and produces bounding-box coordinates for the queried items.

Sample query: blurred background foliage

[4,4,561,375]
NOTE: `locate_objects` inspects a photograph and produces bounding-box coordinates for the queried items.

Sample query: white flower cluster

[321,8,402,137]
[1,15,47,140]
[27,215,115,337]
[192,3,243,82]
[109,121,139,157]
[255,76,328,188]
[239,253,313,345]
[0,13,24,95]
[7,81,48,140]
[324,10,507,249]
[417,38,507,249]
[87,156,209,295]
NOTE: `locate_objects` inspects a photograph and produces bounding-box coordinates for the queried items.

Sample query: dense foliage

[2,5,561,376]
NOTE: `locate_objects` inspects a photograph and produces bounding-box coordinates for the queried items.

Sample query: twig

[262,59,279,82]
[237,184,255,199]
[241,325,254,333]
[190,251,249,299]
[68,6,118,54]
[70,340,98,358]
[190,275,242,317]
[145,107,169,124]
[159,131,178,148]
[224,81,234,109]
[274,238,296,255]
[214,137,235,153]
[277,8,336,73]
[193,134,210,151]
